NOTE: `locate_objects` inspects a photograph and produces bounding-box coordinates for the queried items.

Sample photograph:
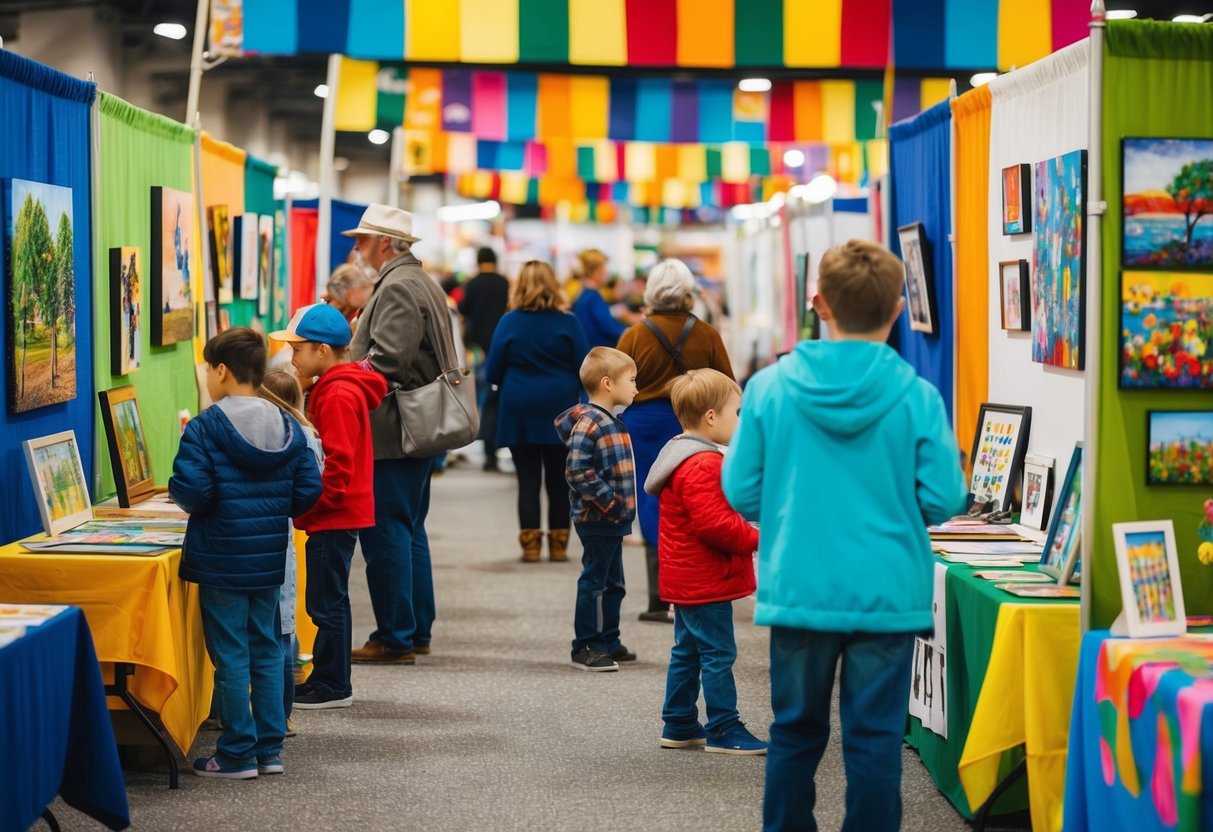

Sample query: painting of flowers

[1123,138,1213,269]
[1032,150,1086,370]
[1120,271,1213,389]
[1147,411,1213,486]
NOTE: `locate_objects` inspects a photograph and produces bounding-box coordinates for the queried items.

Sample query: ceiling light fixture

[1172,13,1207,22]
[314,84,330,99]
[368,129,391,145]
[783,148,806,168]
[738,78,772,93]
[802,173,838,205]
[437,200,502,222]
[1105,9,1137,19]
[153,22,188,40]
[970,72,998,87]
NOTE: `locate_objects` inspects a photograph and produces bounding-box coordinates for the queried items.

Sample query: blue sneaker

[193,755,258,779]
[706,723,768,756]
[661,723,707,749]
[257,756,284,775]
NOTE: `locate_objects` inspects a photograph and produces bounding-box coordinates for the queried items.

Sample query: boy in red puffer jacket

[643,368,765,756]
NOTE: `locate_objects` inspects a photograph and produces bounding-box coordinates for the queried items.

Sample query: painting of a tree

[1123,138,1213,268]
[1166,159,1213,249]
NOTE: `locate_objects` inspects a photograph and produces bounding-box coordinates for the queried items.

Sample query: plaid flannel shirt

[555,403,637,530]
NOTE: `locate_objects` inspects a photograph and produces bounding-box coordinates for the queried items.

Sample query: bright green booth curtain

[1095,21,1213,627]
[94,93,199,496]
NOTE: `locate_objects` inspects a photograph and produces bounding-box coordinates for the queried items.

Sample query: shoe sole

[193,768,258,779]
[414,645,431,655]
[612,655,637,662]
[351,656,415,665]
[705,746,768,756]
[257,764,284,775]
[660,738,707,749]
[293,697,353,710]
[571,660,618,672]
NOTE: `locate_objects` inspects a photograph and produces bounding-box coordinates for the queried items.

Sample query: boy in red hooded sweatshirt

[270,303,387,709]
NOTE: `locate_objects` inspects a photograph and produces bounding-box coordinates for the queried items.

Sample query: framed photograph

[1123,138,1213,270]
[257,214,273,318]
[5,178,77,414]
[1119,271,1213,389]
[98,385,155,508]
[218,307,232,333]
[1001,163,1031,235]
[149,186,195,346]
[208,204,233,304]
[1147,411,1213,485]
[968,403,1032,512]
[999,259,1030,331]
[109,247,142,376]
[1112,520,1186,637]
[1032,149,1087,370]
[1020,454,1055,531]
[22,430,92,535]
[234,213,259,301]
[898,222,936,334]
[1040,444,1082,584]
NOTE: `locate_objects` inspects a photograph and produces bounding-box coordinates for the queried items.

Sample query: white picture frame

[1112,520,1186,638]
[1019,454,1055,531]
[22,430,93,536]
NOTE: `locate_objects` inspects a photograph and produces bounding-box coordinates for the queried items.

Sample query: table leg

[41,809,61,832]
[106,662,180,789]
[971,759,1027,831]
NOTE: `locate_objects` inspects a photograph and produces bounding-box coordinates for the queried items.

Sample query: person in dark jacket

[170,327,322,780]
[459,247,511,471]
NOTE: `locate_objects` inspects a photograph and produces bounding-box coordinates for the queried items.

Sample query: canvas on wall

[1032,149,1087,371]
[109,247,141,376]
[1147,411,1213,486]
[150,186,195,346]
[208,204,233,304]
[999,260,1030,332]
[5,178,77,414]
[1123,138,1213,269]
[898,223,935,334]
[1120,271,1212,389]
[234,213,259,302]
[258,214,273,318]
[1002,164,1031,235]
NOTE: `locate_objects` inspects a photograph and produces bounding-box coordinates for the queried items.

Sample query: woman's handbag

[392,308,480,458]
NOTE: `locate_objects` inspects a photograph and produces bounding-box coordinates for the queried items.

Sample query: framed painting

[999,259,1030,332]
[272,208,288,328]
[1119,271,1213,389]
[149,186,195,346]
[898,222,936,334]
[258,214,273,318]
[205,300,218,339]
[967,403,1033,513]
[1112,520,1186,637]
[5,178,77,414]
[1032,149,1087,370]
[208,204,233,304]
[1001,163,1031,235]
[1020,454,1055,531]
[234,213,259,302]
[109,247,142,376]
[98,385,155,507]
[1147,410,1213,485]
[1040,444,1083,584]
[1123,138,1213,270]
[22,430,92,535]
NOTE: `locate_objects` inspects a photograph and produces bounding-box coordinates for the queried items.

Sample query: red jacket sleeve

[299,388,362,523]
[683,454,759,556]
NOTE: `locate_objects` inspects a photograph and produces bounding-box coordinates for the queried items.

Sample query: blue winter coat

[170,401,323,591]
[571,288,627,349]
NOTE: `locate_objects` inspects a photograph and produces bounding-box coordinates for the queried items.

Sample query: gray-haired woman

[325,262,376,326]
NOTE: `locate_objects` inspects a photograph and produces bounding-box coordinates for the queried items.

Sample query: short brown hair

[669,368,741,430]
[203,327,266,387]
[817,239,906,334]
[511,260,566,312]
[579,346,636,394]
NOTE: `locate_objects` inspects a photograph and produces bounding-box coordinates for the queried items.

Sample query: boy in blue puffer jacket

[171,327,322,780]
[722,240,968,832]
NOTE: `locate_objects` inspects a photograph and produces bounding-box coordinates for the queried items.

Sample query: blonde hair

[511,260,566,312]
[669,368,741,430]
[579,346,636,394]
[575,248,607,280]
[644,259,696,313]
[818,239,906,334]
[259,368,312,429]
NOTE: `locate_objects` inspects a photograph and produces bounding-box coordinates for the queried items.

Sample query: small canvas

[235,213,259,301]
[208,205,233,304]
[1019,455,1055,531]
[98,386,155,508]
[109,247,141,375]
[1032,149,1087,370]
[1040,444,1083,584]
[1112,520,1186,637]
[1147,411,1213,485]
[1123,138,1213,269]
[149,186,195,346]
[1002,164,1031,235]
[898,223,935,334]
[22,430,92,535]
[999,260,1030,332]
[258,214,273,317]
[1119,271,1213,389]
[967,403,1032,512]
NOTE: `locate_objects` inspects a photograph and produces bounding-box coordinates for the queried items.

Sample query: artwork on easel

[967,403,1032,512]
[98,385,155,508]
[150,186,195,346]
[109,247,141,376]
[22,430,92,535]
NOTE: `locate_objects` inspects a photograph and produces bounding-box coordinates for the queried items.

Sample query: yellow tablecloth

[957,601,1082,832]
[293,529,317,658]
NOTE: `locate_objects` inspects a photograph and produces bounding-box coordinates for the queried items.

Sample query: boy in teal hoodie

[722,239,967,832]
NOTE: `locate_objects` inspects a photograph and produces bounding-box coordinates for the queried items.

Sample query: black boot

[638,545,672,622]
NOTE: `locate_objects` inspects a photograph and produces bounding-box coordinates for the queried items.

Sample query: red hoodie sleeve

[301,388,363,521]
[684,454,759,556]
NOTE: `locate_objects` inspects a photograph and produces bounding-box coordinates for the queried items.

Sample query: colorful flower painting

[1032,149,1087,370]
[1120,271,1213,389]
[1123,138,1213,269]
[1147,411,1213,486]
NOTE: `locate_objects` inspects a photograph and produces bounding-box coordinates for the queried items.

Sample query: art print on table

[1002,163,1031,235]
[1040,444,1082,584]
[150,186,195,346]
[1020,454,1055,531]
[109,247,141,376]
[208,205,233,304]
[258,214,273,318]
[1032,149,1087,370]
[1119,271,1212,389]
[898,223,935,334]
[98,385,155,508]
[1123,138,1213,269]
[1147,411,1213,485]
[999,259,1030,331]
[967,403,1032,512]
[1112,520,1186,637]
[5,178,77,414]
[22,430,92,535]
[994,583,1080,599]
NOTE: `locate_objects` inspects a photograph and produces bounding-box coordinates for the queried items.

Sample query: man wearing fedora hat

[345,204,455,663]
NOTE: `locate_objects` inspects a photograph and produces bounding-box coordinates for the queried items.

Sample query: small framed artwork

[1002,164,1032,235]
[968,403,1033,512]
[1019,454,1055,531]
[999,260,1030,331]
[208,205,233,304]
[257,214,274,318]
[1112,520,1186,637]
[1147,410,1213,485]
[1040,444,1082,584]
[205,301,218,339]
[1119,271,1213,390]
[1123,138,1213,270]
[234,213,259,301]
[149,186,195,346]
[109,247,142,376]
[98,385,155,508]
[218,308,232,333]
[898,222,936,334]
[22,430,92,535]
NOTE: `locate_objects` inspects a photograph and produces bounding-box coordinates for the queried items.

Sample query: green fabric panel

[576,146,596,181]
[706,147,722,177]
[749,147,771,176]
[375,65,407,130]
[526,178,540,204]
[519,0,569,63]
[734,0,783,67]
[94,94,198,497]
[1095,21,1213,629]
[854,79,884,141]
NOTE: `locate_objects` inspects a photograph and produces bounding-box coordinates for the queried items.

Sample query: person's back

[458,248,510,353]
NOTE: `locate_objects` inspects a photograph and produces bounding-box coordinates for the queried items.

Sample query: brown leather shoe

[350,641,416,664]
[519,529,543,563]
[548,529,570,562]
[414,643,430,655]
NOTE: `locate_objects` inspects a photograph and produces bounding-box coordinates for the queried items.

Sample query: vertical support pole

[948,79,960,411]
[388,126,404,208]
[185,0,208,125]
[316,53,341,301]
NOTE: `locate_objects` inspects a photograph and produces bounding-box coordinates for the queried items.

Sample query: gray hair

[327,263,374,303]
[386,235,412,254]
[644,259,696,312]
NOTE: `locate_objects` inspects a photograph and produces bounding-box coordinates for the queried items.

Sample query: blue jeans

[198,586,285,765]
[663,602,740,735]
[361,456,436,652]
[620,399,681,544]
[571,532,625,653]
[764,628,916,832]
[305,529,358,697]
[280,632,294,719]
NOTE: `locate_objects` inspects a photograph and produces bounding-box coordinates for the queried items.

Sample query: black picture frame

[1146,410,1213,486]
[967,402,1033,512]
[999,259,1030,331]
[1001,163,1032,235]
[898,222,936,335]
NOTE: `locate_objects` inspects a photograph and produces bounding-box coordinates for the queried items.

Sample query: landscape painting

[1123,138,1213,269]
[1147,411,1213,485]
[150,186,195,346]
[1119,271,1213,389]
[1032,149,1087,371]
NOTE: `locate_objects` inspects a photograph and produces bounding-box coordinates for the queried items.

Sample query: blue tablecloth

[0,607,130,831]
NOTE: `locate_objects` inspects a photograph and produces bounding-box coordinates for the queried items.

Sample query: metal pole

[388,126,404,208]
[316,53,341,301]
[185,0,208,126]
[948,79,960,418]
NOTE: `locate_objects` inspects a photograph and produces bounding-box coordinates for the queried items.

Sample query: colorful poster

[1032,149,1087,370]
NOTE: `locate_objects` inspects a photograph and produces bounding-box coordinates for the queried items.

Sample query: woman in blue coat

[486,260,589,564]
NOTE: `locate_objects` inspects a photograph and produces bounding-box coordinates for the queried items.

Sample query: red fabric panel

[626,0,677,65]
[840,0,890,68]
[768,81,795,142]
[615,142,628,181]
[290,207,318,316]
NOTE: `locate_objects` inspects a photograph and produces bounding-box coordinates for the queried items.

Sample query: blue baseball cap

[269,303,352,347]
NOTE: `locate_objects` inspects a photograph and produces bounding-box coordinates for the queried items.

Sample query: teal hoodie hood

[721,340,968,633]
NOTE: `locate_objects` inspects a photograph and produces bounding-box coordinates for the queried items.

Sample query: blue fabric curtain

[0,51,96,543]
[889,100,954,418]
[294,197,369,273]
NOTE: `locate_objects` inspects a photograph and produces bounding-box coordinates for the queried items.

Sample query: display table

[0,607,130,831]
[906,560,1081,831]
[1064,631,1213,832]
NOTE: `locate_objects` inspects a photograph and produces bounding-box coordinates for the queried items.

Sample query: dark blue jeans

[361,456,435,652]
[198,586,285,765]
[764,628,916,832]
[571,532,625,653]
[280,632,294,719]
[305,529,358,697]
[663,601,740,734]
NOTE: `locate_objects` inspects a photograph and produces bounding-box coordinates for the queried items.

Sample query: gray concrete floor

[48,462,974,831]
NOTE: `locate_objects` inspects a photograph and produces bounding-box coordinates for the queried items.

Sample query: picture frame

[967,403,1033,513]
[257,214,273,318]
[1019,454,1055,531]
[208,205,232,304]
[1119,271,1213,390]
[1001,163,1032,235]
[999,259,1030,332]
[1112,520,1186,637]
[1032,149,1087,370]
[1122,137,1213,270]
[234,213,259,301]
[98,385,156,508]
[109,247,142,376]
[1146,410,1213,485]
[22,430,92,535]
[898,222,936,334]
[149,186,195,346]
[1040,443,1083,584]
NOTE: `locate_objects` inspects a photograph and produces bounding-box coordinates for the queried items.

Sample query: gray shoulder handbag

[393,307,480,458]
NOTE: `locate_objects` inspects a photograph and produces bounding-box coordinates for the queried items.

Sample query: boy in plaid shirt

[555,347,639,672]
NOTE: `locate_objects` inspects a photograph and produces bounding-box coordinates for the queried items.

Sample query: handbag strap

[360,266,462,379]
[642,316,697,375]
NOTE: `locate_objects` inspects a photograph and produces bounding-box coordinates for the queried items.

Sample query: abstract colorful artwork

[967,403,1032,512]
[150,186,195,346]
[22,430,91,535]
[1147,411,1213,486]
[1123,138,1213,269]
[1002,163,1031,235]
[109,247,141,376]
[1113,521,1184,635]
[1120,271,1213,389]
[1032,149,1087,370]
